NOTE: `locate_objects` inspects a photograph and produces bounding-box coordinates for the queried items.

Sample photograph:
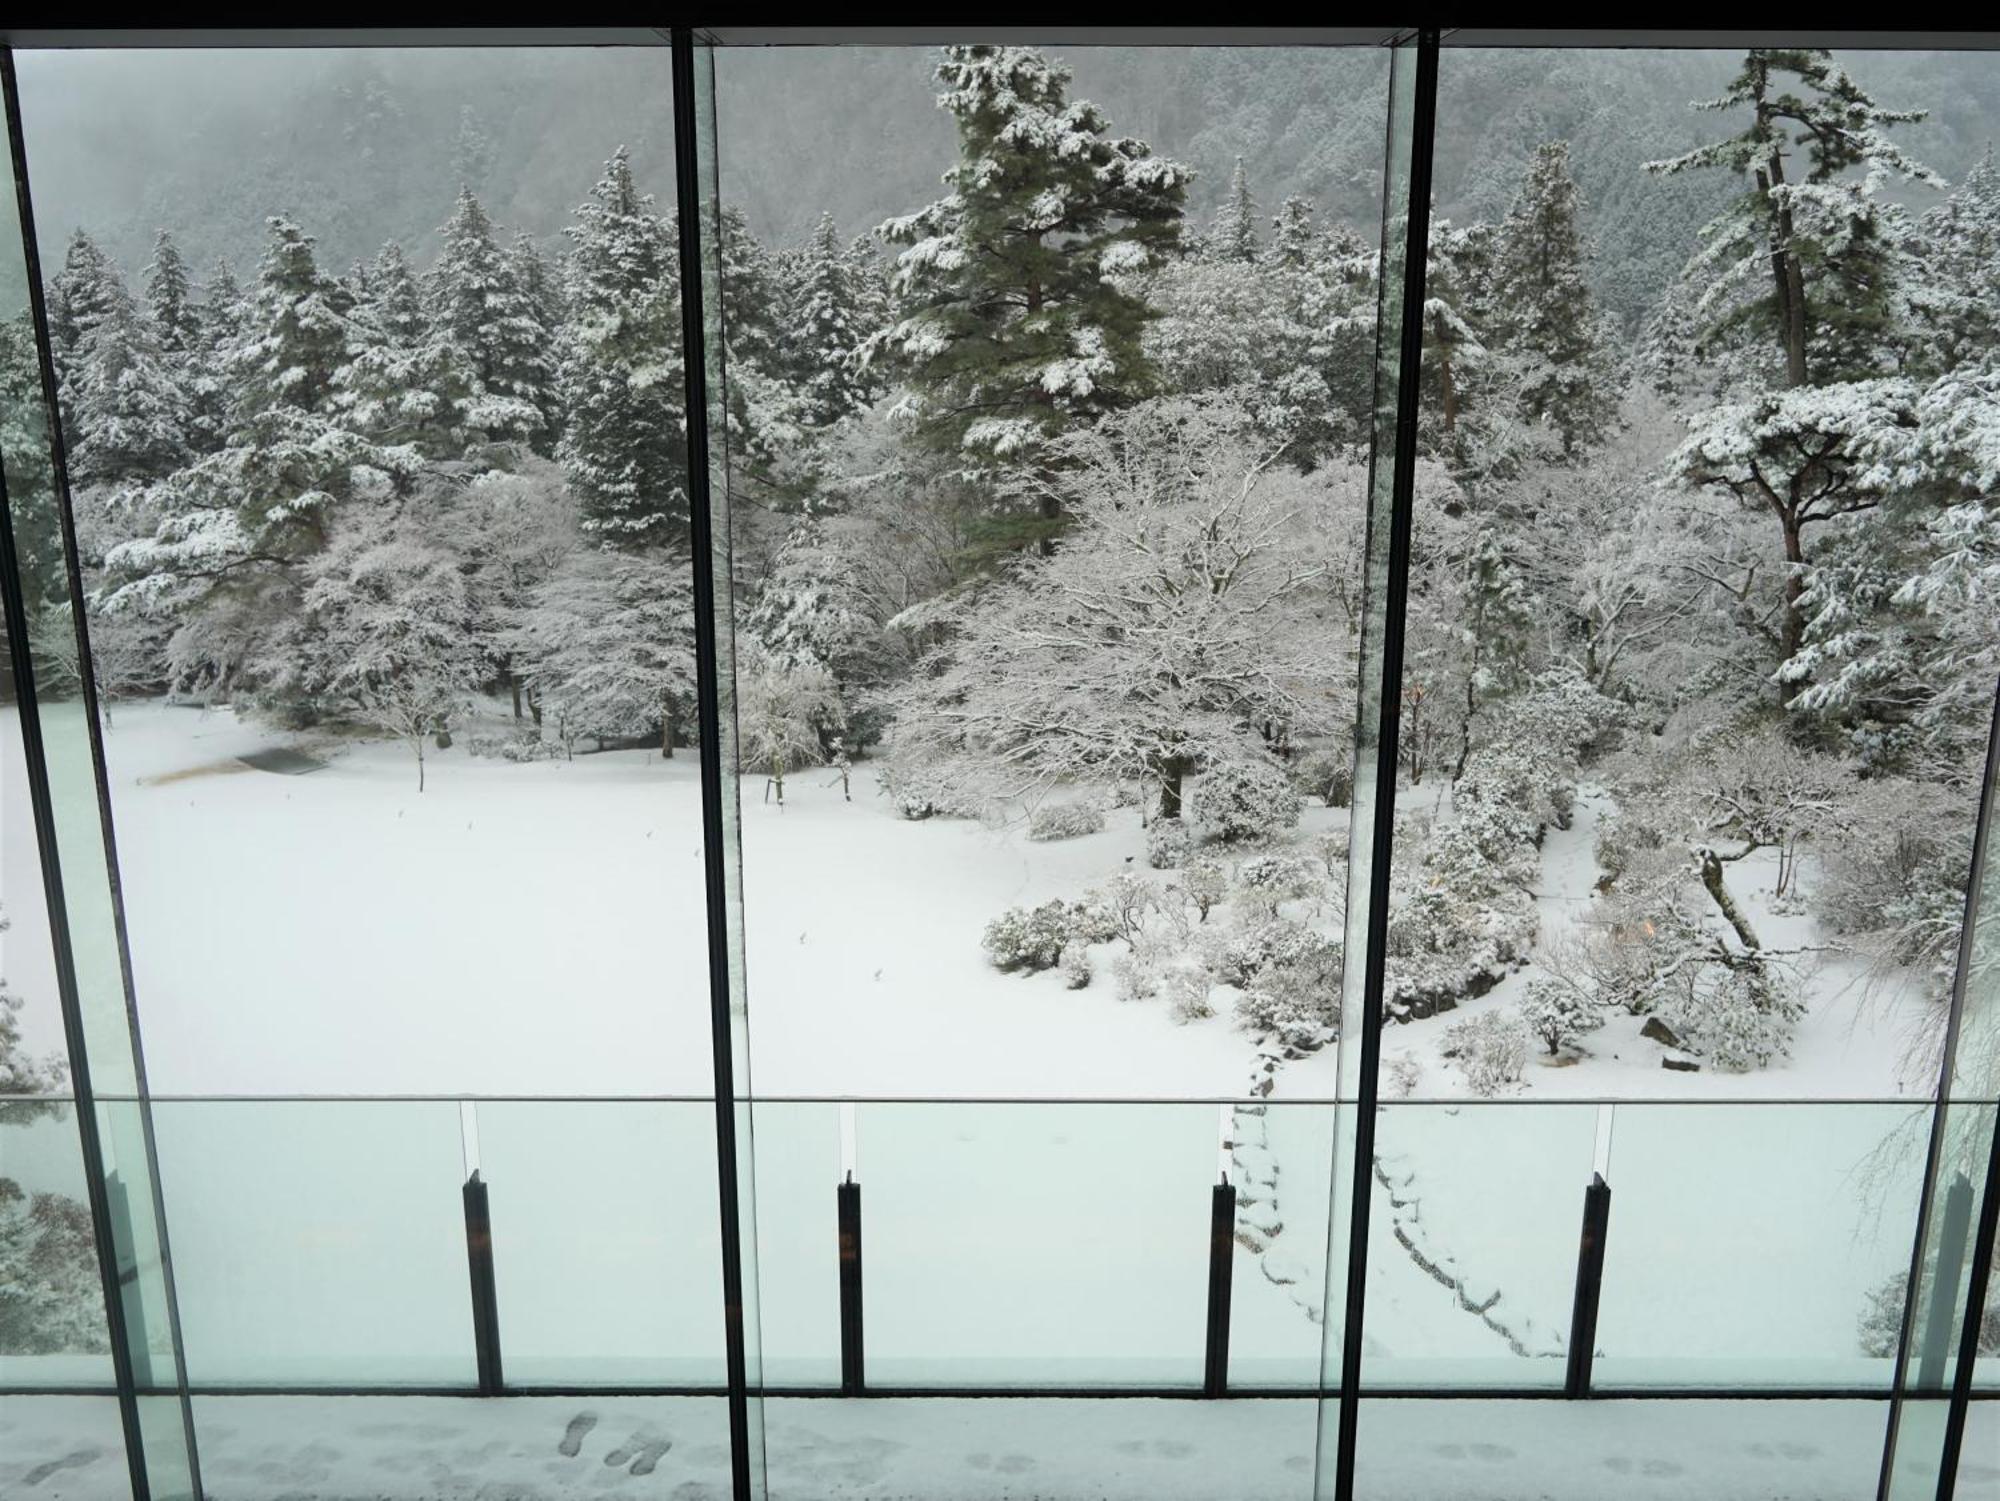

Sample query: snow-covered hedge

[982,900,1112,973]
[1028,801,1105,841]
[1191,757,1302,844]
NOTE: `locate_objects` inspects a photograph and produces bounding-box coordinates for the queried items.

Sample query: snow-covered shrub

[1520,977,1605,1056]
[1595,815,1665,888]
[883,763,982,821]
[1662,961,1806,1071]
[1235,956,1337,1050]
[0,1179,107,1356]
[1384,1055,1422,1098]
[1084,873,1161,946]
[1817,776,1973,998]
[1182,858,1227,922]
[1857,1258,2000,1358]
[1146,817,1191,869]
[1059,942,1092,991]
[1191,757,1302,844]
[1112,950,1160,1003]
[1164,966,1214,1023]
[982,901,1085,973]
[1441,1009,1529,1095]
[1233,853,1322,915]
[1029,801,1105,842]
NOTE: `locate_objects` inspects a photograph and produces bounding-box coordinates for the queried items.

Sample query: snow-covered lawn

[5,702,1934,1103]
[0,704,1947,1398]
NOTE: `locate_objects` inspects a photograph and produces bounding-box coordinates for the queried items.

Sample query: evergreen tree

[143,229,200,357]
[1647,49,1937,388]
[1913,147,2000,373]
[427,188,551,451]
[1271,195,1317,270]
[338,240,472,456]
[450,104,495,195]
[68,281,190,491]
[1493,143,1621,456]
[507,232,566,452]
[0,314,67,612]
[1209,156,1258,265]
[45,230,120,380]
[785,212,876,431]
[871,45,1189,483]
[183,259,245,456]
[559,148,687,548]
[229,217,355,421]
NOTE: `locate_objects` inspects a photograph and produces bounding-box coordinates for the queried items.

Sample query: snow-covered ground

[8,1392,1995,1501]
[0,704,1964,1407]
[2,703,1937,1103]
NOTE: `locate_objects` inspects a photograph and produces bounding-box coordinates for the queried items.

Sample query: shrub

[1164,966,1214,1023]
[1029,801,1105,842]
[1111,951,1159,1003]
[1311,829,1350,879]
[1146,817,1191,870]
[1059,942,1092,991]
[884,764,981,821]
[1520,977,1604,1056]
[1086,873,1161,945]
[1233,854,1322,914]
[1662,961,1805,1071]
[1235,960,1336,1049]
[1191,758,1302,844]
[982,901,1076,973]
[1182,858,1227,922]
[1442,1009,1529,1095]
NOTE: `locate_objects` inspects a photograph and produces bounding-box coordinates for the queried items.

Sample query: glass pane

[151,1101,471,1387]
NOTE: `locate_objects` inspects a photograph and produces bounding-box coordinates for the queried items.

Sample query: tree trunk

[661,693,675,760]
[1696,846,1760,951]
[1779,511,1806,680]
[509,674,522,720]
[1157,757,1187,820]
[1759,152,1809,388]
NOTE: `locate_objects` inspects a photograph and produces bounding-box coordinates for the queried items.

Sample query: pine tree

[1493,143,1621,456]
[1914,147,2000,374]
[183,259,245,456]
[748,516,894,748]
[871,45,1188,481]
[1271,195,1316,270]
[1647,49,1937,388]
[46,230,120,380]
[0,315,66,612]
[230,217,355,421]
[144,229,200,357]
[785,212,876,431]
[507,232,565,452]
[338,240,472,456]
[450,104,495,195]
[68,280,190,492]
[427,188,551,451]
[559,148,687,548]
[1209,156,1258,265]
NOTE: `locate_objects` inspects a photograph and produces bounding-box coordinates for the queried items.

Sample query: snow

[7,1392,1992,1501]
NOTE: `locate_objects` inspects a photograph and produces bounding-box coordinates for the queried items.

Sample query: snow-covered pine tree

[102,219,415,697]
[67,279,190,492]
[450,104,496,195]
[1270,195,1316,270]
[507,232,566,453]
[427,189,552,452]
[45,230,121,394]
[1652,51,1939,683]
[1647,48,1938,390]
[338,240,473,457]
[559,148,687,548]
[1912,147,2000,375]
[1492,142,1621,456]
[182,259,245,456]
[1209,156,1258,265]
[0,313,70,613]
[143,229,201,357]
[785,212,877,432]
[871,45,1188,493]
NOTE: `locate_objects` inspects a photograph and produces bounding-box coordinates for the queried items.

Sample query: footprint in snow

[23,1449,101,1487]
[605,1432,672,1476]
[558,1411,598,1458]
